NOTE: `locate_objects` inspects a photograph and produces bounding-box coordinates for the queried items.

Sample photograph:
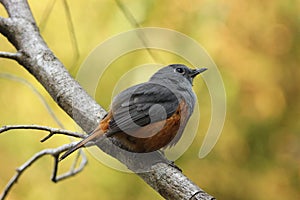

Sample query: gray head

[149,64,207,86]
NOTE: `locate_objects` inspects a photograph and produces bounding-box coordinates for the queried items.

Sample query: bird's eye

[175,67,185,74]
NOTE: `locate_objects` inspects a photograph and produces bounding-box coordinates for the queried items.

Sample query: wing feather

[107,83,179,135]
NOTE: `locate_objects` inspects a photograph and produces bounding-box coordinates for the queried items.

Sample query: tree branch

[0,124,86,142]
[0,0,215,199]
[0,142,87,200]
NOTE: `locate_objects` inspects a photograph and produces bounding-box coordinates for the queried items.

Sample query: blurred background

[0,0,299,199]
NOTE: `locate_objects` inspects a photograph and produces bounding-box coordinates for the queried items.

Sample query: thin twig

[62,0,80,72]
[0,142,85,200]
[0,124,86,142]
[0,66,89,197]
[38,0,57,31]
[53,150,87,182]
[0,51,22,60]
[115,0,165,63]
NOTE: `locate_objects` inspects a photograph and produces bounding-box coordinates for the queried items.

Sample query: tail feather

[60,127,103,161]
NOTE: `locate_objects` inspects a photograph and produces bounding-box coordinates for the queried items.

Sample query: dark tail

[60,128,103,161]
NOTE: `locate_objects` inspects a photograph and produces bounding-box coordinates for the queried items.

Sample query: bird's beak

[190,68,207,78]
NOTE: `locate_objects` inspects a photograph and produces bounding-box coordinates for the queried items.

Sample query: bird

[60,64,207,160]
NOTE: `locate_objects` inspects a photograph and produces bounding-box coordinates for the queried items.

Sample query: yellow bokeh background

[1,0,300,199]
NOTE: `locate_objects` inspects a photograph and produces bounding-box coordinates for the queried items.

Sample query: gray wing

[107,82,179,135]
